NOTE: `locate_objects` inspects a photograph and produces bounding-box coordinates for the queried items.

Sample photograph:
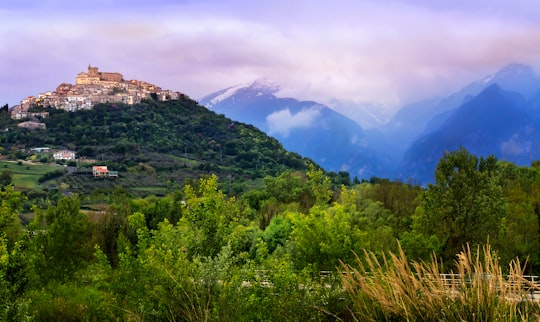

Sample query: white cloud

[500,137,530,156]
[266,107,322,137]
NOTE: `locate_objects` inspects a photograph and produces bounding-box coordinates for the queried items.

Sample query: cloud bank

[266,107,322,137]
[1,0,539,112]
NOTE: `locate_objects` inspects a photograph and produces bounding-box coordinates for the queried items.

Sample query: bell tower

[88,65,99,77]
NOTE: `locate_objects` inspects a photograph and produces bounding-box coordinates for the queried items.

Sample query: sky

[1,0,540,113]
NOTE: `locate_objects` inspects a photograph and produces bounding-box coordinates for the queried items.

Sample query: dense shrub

[38,169,65,183]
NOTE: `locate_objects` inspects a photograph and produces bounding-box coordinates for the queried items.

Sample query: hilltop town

[10,65,181,120]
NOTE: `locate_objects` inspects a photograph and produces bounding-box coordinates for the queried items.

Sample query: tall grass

[340,244,540,321]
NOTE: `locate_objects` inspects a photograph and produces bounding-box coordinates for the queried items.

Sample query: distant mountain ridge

[368,64,540,164]
[325,99,391,129]
[399,81,540,183]
[200,80,390,178]
[200,64,540,182]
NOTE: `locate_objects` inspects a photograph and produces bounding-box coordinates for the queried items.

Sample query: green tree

[0,237,32,320]
[0,187,29,319]
[408,148,507,263]
[496,161,540,270]
[361,179,421,236]
[260,213,293,254]
[285,184,395,271]
[0,170,12,187]
[0,185,24,239]
[180,174,247,258]
[306,163,332,206]
[30,197,93,282]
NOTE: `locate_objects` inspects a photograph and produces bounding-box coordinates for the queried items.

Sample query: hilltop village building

[11,66,181,119]
[76,66,123,85]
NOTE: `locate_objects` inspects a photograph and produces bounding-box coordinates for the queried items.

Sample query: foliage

[0,186,30,320]
[180,174,250,258]
[37,168,64,183]
[30,197,93,282]
[496,161,540,269]
[0,148,539,319]
[407,147,507,263]
[0,170,12,187]
[0,185,25,239]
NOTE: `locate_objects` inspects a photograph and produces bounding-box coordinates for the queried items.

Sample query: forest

[2,146,540,320]
[2,99,540,320]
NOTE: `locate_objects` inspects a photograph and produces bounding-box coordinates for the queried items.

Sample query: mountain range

[200,63,540,183]
[6,62,540,185]
[397,64,540,182]
[200,79,390,178]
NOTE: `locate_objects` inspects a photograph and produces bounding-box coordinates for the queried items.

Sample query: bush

[0,170,12,186]
[28,283,117,321]
[38,169,65,183]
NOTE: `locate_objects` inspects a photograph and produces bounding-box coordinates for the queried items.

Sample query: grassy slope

[0,160,60,189]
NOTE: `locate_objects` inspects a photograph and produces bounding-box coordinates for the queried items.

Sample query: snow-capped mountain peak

[249,78,281,94]
[199,83,248,108]
[199,78,281,108]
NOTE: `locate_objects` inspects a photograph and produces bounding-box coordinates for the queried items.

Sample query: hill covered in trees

[0,96,327,195]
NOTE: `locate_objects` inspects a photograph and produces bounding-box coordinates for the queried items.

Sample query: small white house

[53,150,76,161]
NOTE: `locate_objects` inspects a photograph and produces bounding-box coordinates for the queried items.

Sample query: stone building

[56,83,73,95]
[17,121,46,129]
[76,65,123,85]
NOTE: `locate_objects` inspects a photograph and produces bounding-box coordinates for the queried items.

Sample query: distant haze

[1,0,540,113]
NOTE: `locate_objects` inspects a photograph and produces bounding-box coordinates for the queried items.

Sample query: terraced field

[0,160,61,189]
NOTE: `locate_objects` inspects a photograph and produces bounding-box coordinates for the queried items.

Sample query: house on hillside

[93,166,109,177]
[53,150,76,161]
[92,165,118,178]
[11,110,49,120]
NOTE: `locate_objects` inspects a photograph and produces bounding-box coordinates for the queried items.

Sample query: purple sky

[1,0,540,112]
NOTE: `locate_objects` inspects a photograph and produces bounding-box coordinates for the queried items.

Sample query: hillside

[0,96,315,195]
